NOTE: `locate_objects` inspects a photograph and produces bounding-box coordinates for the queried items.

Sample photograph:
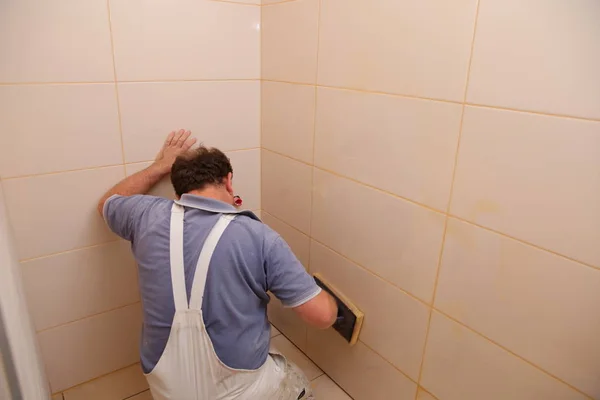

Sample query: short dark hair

[170,146,233,197]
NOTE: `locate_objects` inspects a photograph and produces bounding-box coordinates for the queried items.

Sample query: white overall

[145,204,312,400]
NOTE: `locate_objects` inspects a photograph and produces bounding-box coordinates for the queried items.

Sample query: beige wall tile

[125,163,176,200]
[253,210,262,219]
[261,150,312,234]
[261,81,316,163]
[3,166,123,260]
[268,296,307,351]
[39,304,142,392]
[314,87,462,211]
[0,0,113,83]
[417,388,438,400]
[261,0,320,84]
[21,241,139,332]
[118,81,260,163]
[317,0,478,101]
[227,149,261,212]
[311,169,445,302]
[310,241,429,380]
[271,335,322,381]
[110,0,259,80]
[435,219,600,397]
[421,312,586,400]
[311,375,352,400]
[451,107,600,267]
[63,364,148,400]
[307,328,417,400]
[0,84,122,178]
[125,149,260,210]
[262,212,310,268]
[467,0,600,120]
[51,395,63,400]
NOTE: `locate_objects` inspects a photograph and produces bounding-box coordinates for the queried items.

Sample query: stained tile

[314,87,462,210]
[311,169,445,302]
[63,364,147,400]
[3,166,123,260]
[118,81,259,163]
[262,81,316,164]
[467,0,600,119]
[307,327,417,400]
[317,0,478,101]
[110,0,259,80]
[0,84,121,178]
[271,335,322,381]
[0,0,113,82]
[451,106,600,267]
[420,312,587,400]
[310,241,429,380]
[262,212,310,268]
[21,241,139,332]
[435,218,600,397]
[261,150,312,234]
[39,304,142,392]
[262,0,320,83]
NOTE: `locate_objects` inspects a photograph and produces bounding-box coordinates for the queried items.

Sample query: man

[98,129,338,400]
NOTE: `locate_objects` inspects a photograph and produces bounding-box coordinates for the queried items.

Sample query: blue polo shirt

[103,194,320,373]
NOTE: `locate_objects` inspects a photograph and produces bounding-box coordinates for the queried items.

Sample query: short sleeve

[103,194,164,241]
[265,236,321,308]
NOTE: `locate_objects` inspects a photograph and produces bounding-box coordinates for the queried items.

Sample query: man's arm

[293,290,338,329]
[97,129,196,215]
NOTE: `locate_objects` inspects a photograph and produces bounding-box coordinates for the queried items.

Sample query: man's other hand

[154,129,197,175]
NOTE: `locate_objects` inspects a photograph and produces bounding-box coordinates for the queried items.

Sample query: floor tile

[311,375,352,400]
[63,363,147,400]
[270,324,281,338]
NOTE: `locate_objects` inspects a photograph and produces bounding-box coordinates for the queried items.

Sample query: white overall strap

[188,214,236,311]
[169,203,188,311]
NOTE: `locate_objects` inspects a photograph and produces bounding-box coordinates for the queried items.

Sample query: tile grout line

[19,239,122,263]
[415,0,481,393]
[302,0,323,352]
[36,301,141,334]
[259,79,600,124]
[1,148,261,181]
[261,148,600,273]
[0,78,260,86]
[105,0,127,172]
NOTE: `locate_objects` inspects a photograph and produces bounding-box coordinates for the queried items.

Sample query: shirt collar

[175,194,260,221]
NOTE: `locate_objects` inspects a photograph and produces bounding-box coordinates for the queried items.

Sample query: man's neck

[187,187,232,205]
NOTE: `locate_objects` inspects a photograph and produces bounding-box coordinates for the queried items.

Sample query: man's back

[104,193,318,374]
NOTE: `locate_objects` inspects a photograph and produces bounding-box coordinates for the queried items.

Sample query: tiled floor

[51,324,352,400]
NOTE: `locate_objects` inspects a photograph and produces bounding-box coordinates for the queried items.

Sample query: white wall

[0,182,49,399]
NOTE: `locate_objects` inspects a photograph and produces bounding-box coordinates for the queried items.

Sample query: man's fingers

[171,129,185,145]
[165,131,176,146]
[176,130,191,147]
[182,137,197,152]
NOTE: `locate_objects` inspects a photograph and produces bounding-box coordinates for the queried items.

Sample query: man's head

[171,146,234,203]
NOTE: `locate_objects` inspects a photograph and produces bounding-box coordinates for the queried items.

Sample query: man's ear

[225,172,234,195]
